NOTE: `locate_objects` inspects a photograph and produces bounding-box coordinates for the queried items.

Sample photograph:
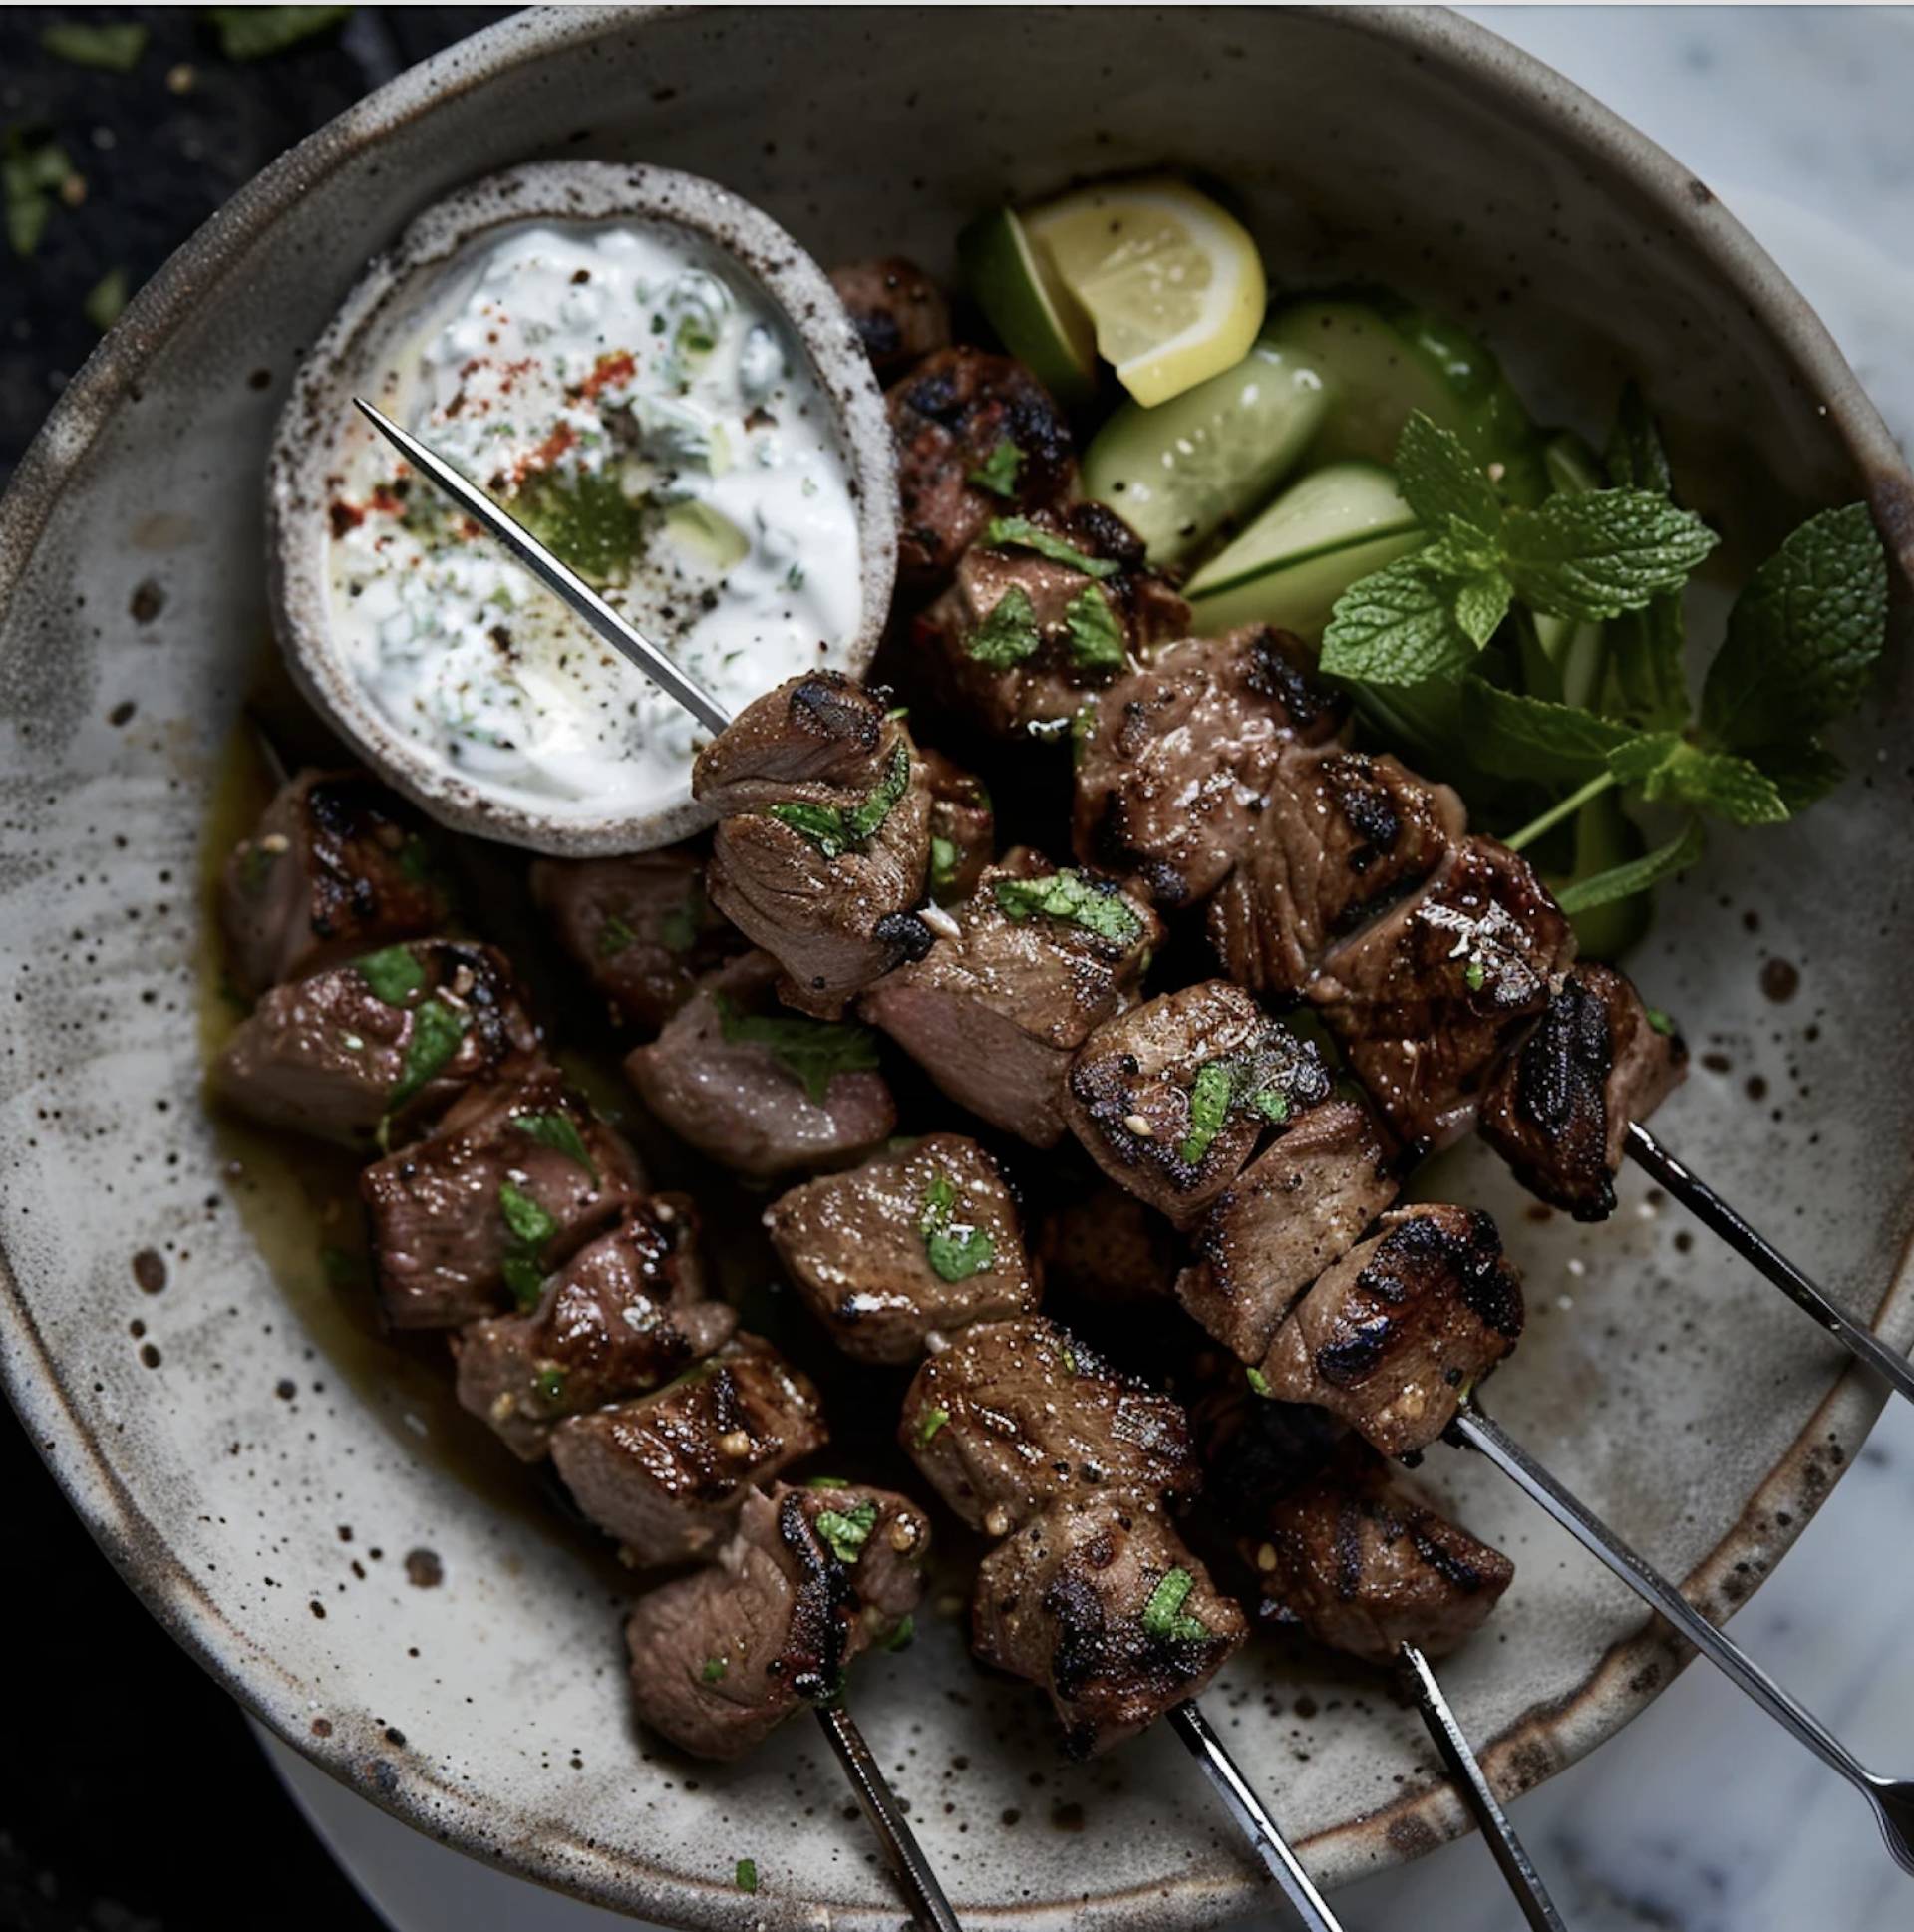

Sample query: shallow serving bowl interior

[2,9,1912,1930]
[269,157,898,856]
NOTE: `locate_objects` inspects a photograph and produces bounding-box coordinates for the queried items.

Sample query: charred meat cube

[860,850,1160,1148]
[361,1066,644,1330]
[1074,627,1344,907]
[1064,982,1332,1229]
[624,951,896,1179]
[974,1494,1245,1758]
[220,769,452,997]
[1480,963,1688,1221]
[1257,1205,1525,1456]
[1192,1378,1350,1532]
[899,1317,1198,1534]
[888,346,1078,589]
[1037,1181,1180,1307]
[910,502,1190,740]
[764,1132,1039,1364]
[693,672,932,1019]
[529,848,739,1032]
[548,1334,826,1567]
[1243,1439,1513,1664]
[1176,1095,1399,1363]
[1207,745,1465,1000]
[921,746,995,903]
[828,257,951,377]
[1310,836,1577,1153]
[452,1197,733,1461]
[625,1481,929,1762]
[212,939,538,1149]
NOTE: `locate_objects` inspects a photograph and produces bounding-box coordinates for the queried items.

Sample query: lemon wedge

[1025,176,1266,408]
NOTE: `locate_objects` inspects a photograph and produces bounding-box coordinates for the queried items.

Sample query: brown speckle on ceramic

[267,159,899,858]
[0,8,1911,1930]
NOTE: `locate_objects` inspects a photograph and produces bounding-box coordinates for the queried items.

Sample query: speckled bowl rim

[266,157,899,858]
[2,6,1913,1927]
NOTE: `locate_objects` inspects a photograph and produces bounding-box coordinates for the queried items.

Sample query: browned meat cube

[1176,1096,1400,1363]
[1207,745,1466,999]
[529,847,740,1032]
[624,1482,930,1761]
[764,1132,1039,1364]
[548,1335,826,1566]
[1309,837,1577,1153]
[1037,1181,1179,1306]
[1243,1440,1513,1664]
[920,746,995,903]
[860,850,1160,1148]
[1064,983,1332,1229]
[888,346,1078,589]
[624,951,896,1179]
[1256,1205,1525,1456]
[910,501,1190,740]
[693,673,933,1018]
[1192,1377,1350,1531]
[828,257,951,377]
[899,1317,1197,1534]
[1073,627,1345,907]
[973,1494,1245,1758]
[452,1197,733,1460]
[361,1066,644,1330]
[212,939,539,1149]
[220,769,453,997]
[1479,963,1688,1221]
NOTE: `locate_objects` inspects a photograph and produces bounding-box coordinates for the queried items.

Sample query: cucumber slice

[1533,429,1605,707]
[1185,460,1423,639]
[1261,295,1548,505]
[1548,787,1650,961]
[958,205,1099,409]
[1082,340,1329,564]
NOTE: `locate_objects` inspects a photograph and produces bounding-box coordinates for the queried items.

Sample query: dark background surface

[1,14,506,1928]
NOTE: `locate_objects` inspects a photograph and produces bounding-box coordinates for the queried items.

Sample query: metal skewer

[1169,1701,1345,1930]
[1398,1644,1566,1931]
[353,399,735,736]
[1625,1122,1914,1406]
[1449,1398,1914,1874]
[360,398,968,1926]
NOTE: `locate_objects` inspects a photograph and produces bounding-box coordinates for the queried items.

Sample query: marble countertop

[93,11,1914,1932]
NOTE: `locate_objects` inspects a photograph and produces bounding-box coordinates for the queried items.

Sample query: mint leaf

[1460,679,1640,782]
[1555,816,1705,914]
[916,1406,949,1445]
[1452,570,1512,649]
[498,1179,558,1310]
[1607,735,1789,825]
[42,21,149,69]
[966,583,1042,667]
[929,835,961,895]
[1750,739,1846,811]
[715,995,882,1104]
[992,868,1143,947]
[983,516,1120,578]
[1064,584,1126,671]
[207,6,353,60]
[389,996,468,1108]
[355,944,426,1006]
[1699,503,1888,753]
[658,884,705,954]
[596,912,638,958]
[1140,1566,1209,1642]
[966,438,1024,499]
[768,744,912,859]
[919,1169,997,1282]
[1501,489,1717,621]
[4,134,76,259]
[1603,383,1674,497]
[514,1111,597,1181]
[1321,553,1478,686]
[813,1500,878,1564]
[1177,1061,1235,1168]
[83,268,129,333]
[1396,411,1503,539]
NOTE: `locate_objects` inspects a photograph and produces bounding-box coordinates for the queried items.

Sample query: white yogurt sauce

[328,219,864,816]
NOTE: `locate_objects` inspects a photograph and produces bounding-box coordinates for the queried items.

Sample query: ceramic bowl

[267,158,898,856]
[2,9,1911,1931]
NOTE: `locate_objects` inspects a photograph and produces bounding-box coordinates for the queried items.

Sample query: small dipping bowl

[268,161,898,855]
